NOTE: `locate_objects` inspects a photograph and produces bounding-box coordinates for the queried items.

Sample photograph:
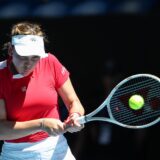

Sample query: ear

[8,43,13,56]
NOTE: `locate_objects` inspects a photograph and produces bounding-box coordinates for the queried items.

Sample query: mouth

[21,67,32,75]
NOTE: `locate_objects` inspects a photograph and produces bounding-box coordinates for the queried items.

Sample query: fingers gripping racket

[77,74,160,129]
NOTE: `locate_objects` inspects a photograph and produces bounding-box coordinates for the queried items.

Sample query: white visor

[11,35,47,58]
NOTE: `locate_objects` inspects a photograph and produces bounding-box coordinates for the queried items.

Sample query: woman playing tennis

[0,21,85,160]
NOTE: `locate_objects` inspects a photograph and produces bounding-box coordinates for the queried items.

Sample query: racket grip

[76,116,86,124]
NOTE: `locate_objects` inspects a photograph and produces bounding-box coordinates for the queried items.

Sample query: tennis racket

[76,74,160,129]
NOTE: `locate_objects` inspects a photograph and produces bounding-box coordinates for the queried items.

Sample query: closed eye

[31,56,40,61]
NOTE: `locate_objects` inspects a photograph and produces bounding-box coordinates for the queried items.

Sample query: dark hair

[11,21,46,37]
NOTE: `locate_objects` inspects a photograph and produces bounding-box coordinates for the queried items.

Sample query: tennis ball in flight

[129,95,144,110]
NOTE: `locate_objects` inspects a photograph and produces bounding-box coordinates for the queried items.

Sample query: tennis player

[0,21,85,160]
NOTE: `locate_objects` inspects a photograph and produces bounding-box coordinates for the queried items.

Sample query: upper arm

[57,78,80,109]
[0,99,6,120]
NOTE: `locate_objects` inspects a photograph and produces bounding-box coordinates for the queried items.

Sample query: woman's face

[12,47,40,76]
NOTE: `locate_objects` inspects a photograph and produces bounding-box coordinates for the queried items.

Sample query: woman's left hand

[64,113,84,133]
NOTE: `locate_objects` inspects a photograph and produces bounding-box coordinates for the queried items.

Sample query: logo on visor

[30,37,37,42]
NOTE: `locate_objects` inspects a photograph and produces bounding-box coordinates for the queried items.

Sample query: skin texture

[11,47,40,76]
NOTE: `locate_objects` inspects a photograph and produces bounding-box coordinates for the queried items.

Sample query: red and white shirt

[0,53,69,143]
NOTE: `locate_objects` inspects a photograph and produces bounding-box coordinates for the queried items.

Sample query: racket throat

[77,116,88,124]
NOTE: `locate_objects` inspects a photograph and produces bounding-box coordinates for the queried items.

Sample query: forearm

[0,119,42,140]
[64,100,85,133]
[69,99,85,116]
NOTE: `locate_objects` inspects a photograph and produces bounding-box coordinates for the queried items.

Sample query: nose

[24,59,33,69]
[24,58,33,65]
[24,62,30,67]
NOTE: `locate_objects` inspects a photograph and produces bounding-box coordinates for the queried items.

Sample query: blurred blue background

[0,0,160,160]
[0,0,159,18]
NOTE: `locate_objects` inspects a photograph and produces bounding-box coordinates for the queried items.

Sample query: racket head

[108,74,160,129]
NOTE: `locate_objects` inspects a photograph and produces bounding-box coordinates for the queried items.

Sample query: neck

[10,62,19,75]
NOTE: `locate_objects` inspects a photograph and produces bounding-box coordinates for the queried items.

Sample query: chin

[21,71,32,76]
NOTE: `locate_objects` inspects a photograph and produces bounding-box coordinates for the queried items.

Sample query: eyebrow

[13,50,39,59]
[31,56,40,59]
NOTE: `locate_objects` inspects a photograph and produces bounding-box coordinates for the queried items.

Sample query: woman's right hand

[41,118,66,136]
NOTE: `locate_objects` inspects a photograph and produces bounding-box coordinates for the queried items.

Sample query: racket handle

[63,116,86,130]
[63,123,71,130]
[76,116,86,124]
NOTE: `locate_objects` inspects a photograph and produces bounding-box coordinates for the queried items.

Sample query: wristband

[69,112,81,117]
[65,112,81,124]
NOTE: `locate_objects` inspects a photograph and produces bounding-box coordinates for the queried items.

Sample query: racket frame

[77,74,160,129]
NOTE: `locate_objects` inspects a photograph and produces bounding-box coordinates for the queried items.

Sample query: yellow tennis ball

[129,95,144,110]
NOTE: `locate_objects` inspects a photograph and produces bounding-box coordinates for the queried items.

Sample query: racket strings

[115,78,157,95]
[113,110,160,125]
[111,104,159,125]
[111,103,159,119]
[111,89,160,115]
[109,77,160,126]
